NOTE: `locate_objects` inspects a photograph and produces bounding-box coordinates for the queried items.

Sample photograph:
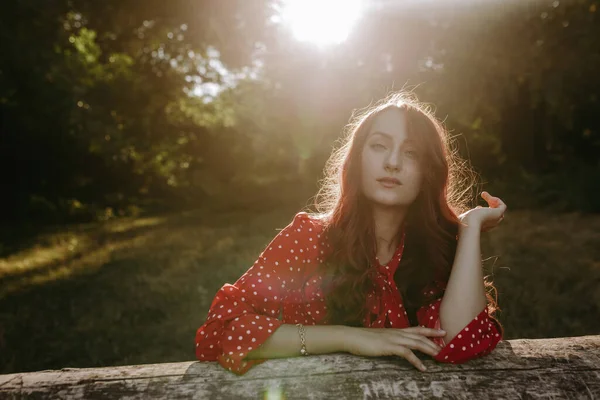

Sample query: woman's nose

[384,152,402,172]
[385,164,399,173]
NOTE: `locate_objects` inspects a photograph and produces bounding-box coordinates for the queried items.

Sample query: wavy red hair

[309,92,502,332]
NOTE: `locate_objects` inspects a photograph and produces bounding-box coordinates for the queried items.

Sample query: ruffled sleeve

[416,281,502,364]
[195,212,319,375]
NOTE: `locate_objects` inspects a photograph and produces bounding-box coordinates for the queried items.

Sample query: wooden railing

[1,335,598,399]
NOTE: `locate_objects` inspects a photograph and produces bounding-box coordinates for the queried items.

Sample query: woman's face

[360,108,423,208]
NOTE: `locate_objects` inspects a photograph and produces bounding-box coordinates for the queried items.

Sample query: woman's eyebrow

[369,131,414,146]
[368,131,392,140]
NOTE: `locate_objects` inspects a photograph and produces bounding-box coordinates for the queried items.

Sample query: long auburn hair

[309,92,502,333]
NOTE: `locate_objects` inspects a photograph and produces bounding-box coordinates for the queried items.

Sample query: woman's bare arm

[440,192,506,343]
[245,323,445,372]
[245,324,349,360]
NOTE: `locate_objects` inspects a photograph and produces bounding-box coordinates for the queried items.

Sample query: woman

[195,92,506,375]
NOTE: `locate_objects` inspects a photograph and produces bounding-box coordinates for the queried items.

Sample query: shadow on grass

[0,205,301,374]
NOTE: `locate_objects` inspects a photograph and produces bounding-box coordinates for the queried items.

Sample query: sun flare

[280,0,363,46]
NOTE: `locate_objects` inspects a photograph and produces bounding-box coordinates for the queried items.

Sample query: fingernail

[438,329,446,333]
[421,364,427,371]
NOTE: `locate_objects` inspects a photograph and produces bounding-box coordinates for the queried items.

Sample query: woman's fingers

[402,327,446,337]
[493,203,507,220]
[399,333,442,356]
[397,327,445,356]
[397,336,439,357]
[481,192,508,222]
[493,196,507,210]
[393,346,427,372]
[482,192,508,211]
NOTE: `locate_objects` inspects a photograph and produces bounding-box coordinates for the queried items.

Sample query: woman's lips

[377,178,401,188]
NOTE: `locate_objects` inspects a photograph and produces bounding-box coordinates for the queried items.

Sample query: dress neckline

[374,231,406,275]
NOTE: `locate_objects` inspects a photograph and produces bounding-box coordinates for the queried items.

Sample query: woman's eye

[370,143,387,150]
[405,149,418,157]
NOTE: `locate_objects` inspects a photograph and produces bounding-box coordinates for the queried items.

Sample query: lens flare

[280,0,363,46]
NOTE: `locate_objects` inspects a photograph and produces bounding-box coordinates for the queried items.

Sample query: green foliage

[0,0,599,227]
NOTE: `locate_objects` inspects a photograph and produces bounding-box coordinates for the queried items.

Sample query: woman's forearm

[439,225,487,343]
[245,324,349,360]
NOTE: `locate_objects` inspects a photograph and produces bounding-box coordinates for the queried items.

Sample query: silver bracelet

[296,323,309,356]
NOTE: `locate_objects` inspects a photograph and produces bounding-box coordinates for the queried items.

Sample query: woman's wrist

[297,324,355,355]
[459,216,482,233]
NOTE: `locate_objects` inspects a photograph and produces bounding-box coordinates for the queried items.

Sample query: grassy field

[1,205,599,374]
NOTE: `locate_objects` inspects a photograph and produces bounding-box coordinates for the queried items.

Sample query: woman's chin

[369,195,410,208]
[362,186,416,208]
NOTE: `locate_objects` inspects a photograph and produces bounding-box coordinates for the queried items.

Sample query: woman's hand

[459,191,507,232]
[342,326,446,372]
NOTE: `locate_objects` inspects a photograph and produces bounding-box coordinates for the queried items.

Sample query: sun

[279,0,363,46]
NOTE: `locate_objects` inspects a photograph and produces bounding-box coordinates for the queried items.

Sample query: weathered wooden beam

[1,335,599,399]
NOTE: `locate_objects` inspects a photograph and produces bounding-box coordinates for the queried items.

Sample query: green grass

[0,206,599,374]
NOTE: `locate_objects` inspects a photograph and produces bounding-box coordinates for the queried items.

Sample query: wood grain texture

[1,335,599,399]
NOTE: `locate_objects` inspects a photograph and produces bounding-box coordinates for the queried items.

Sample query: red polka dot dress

[195,212,502,375]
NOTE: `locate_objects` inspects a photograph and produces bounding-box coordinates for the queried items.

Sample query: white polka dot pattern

[417,296,502,364]
[195,212,502,374]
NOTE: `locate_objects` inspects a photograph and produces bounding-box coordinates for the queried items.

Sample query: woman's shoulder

[259,211,328,273]
[287,211,327,234]
[271,211,329,258]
